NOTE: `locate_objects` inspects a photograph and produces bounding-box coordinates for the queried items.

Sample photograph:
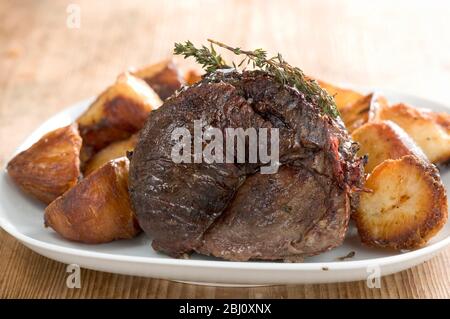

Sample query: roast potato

[77,72,161,153]
[84,134,138,175]
[355,155,447,250]
[132,59,184,100]
[318,80,364,110]
[373,103,450,163]
[351,120,427,173]
[340,93,389,133]
[45,157,141,244]
[184,69,202,86]
[7,124,82,204]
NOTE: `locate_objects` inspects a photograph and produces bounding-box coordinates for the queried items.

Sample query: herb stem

[174,39,339,118]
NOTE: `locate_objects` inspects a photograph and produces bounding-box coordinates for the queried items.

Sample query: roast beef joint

[129,70,364,262]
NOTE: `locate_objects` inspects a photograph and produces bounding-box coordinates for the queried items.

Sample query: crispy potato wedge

[44,157,141,244]
[352,120,427,173]
[132,59,184,100]
[79,144,95,171]
[340,93,389,133]
[318,80,365,110]
[433,111,450,134]
[373,103,450,163]
[77,72,161,154]
[84,134,138,175]
[184,69,202,86]
[355,155,448,250]
[7,124,81,204]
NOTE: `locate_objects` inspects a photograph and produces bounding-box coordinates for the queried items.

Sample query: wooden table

[1,0,449,298]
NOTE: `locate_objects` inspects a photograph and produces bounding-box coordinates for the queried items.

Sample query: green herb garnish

[174,39,339,118]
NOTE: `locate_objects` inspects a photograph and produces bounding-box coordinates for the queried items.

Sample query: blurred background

[1,0,449,161]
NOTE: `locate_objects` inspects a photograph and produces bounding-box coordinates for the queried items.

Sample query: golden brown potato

[355,155,448,250]
[77,72,161,154]
[7,124,81,204]
[352,120,427,173]
[44,157,141,244]
[132,59,184,100]
[184,69,202,86]
[433,111,450,134]
[79,145,95,171]
[340,93,389,133]
[317,80,365,110]
[84,134,137,175]
[373,103,450,163]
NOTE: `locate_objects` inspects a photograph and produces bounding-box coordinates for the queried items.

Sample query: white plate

[1,91,449,286]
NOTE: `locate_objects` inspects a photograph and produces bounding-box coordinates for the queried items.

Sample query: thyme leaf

[174,39,339,118]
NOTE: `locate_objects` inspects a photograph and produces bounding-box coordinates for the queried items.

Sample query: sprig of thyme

[174,39,339,118]
[174,41,229,73]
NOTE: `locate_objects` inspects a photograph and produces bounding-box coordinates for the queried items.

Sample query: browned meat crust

[129,70,364,261]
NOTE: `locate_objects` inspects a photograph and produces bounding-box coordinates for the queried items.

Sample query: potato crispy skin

[44,158,141,244]
[355,155,448,250]
[7,123,81,204]
[77,73,161,153]
[132,59,184,100]
[184,69,202,86]
[79,96,145,150]
[374,103,450,163]
[84,134,137,175]
[352,120,427,173]
[318,80,364,110]
[340,93,389,133]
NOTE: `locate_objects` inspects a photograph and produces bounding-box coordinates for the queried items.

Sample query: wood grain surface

[1,0,449,299]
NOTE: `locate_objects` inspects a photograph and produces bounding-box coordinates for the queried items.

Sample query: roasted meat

[129,70,364,261]
[197,165,350,261]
